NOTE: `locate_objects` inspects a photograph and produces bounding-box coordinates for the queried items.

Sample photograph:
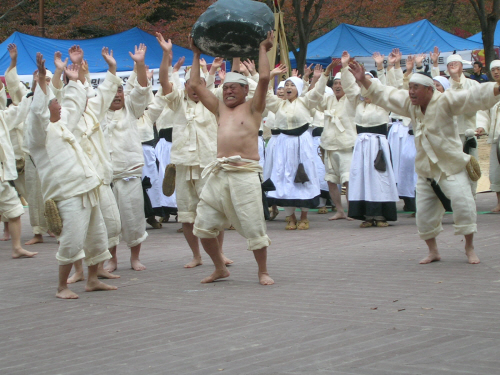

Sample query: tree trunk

[483,15,499,73]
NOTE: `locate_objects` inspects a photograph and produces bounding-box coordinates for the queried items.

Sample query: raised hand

[304,63,313,78]
[211,57,224,70]
[129,43,147,64]
[313,64,323,78]
[394,48,402,63]
[243,59,256,75]
[173,56,185,73]
[430,46,440,65]
[292,68,301,78]
[270,64,287,78]
[68,45,84,65]
[341,51,351,67]
[64,64,80,81]
[54,51,68,71]
[218,69,226,82]
[388,50,397,65]
[8,43,17,61]
[36,53,46,77]
[372,52,384,65]
[101,47,116,68]
[155,32,172,53]
[325,58,339,74]
[405,55,414,73]
[239,61,250,76]
[200,58,208,72]
[188,35,202,55]
[415,53,426,67]
[260,30,274,52]
[348,61,366,82]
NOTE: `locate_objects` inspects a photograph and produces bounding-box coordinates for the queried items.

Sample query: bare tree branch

[0,0,28,21]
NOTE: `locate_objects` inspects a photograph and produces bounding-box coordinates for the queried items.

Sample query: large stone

[192,0,274,59]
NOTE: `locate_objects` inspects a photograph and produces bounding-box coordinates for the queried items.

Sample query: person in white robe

[476,59,500,212]
[341,52,399,228]
[27,53,117,298]
[0,77,37,259]
[349,60,500,264]
[100,44,151,272]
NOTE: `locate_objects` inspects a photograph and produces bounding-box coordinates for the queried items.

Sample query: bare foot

[104,258,117,272]
[48,231,56,238]
[12,247,38,259]
[25,234,43,245]
[184,257,203,268]
[258,272,274,285]
[201,269,230,283]
[491,204,500,213]
[0,232,10,241]
[97,268,121,279]
[328,211,354,221]
[465,246,480,264]
[131,258,146,271]
[67,272,85,284]
[85,280,118,292]
[419,253,441,264]
[223,255,234,265]
[56,288,79,299]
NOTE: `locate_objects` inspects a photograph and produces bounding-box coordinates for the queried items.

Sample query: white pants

[0,180,24,220]
[112,177,148,248]
[142,144,162,208]
[25,157,48,235]
[56,191,111,266]
[489,142,500,192]
[176,165,207,224]
[99,184,121,249]
[416,170,477,240]
[324,148,353,185]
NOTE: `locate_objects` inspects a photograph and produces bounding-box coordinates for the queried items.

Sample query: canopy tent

[290,19,484,70]
[0,27,213,75]
[467,24,500,46]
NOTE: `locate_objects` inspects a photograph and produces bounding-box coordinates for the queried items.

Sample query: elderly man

[188,32,274,285]
[348,61,500,264]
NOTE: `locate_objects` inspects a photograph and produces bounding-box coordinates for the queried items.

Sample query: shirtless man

[188,31,274,285]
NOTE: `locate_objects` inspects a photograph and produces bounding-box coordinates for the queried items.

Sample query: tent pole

[39,0,45,37]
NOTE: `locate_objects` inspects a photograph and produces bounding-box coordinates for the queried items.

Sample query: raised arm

[188,35,219,115]
[51,51,68,90]
[129,43,148,88]
[7,44,17,73]
[155,32,173,95]
[251,31,273,114]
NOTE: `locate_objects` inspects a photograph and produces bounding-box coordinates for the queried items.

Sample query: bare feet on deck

[328,211,353,221]
[131,258,146,271]
[491,204,500,213]
[223,255,234,265]
[419,253,441,264]
[465,246,480,264]
[184,257,203,268]
[85,280,118,292]
[25,234,43,245]
[258,272,274,285]
[12,247,38,259]
[201,269,230,283]
[67,271,85,284]
[56,287,79,299]
[104,258,117,272]
[97,268,121,279]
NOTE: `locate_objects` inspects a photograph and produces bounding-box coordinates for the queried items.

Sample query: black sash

[258,130,263,136]
[427,178,453,212]
[281,123,310,137]
[312,127,324,137]
[356,123,388,136]
[158,128,173,142]
[271,129,281,135]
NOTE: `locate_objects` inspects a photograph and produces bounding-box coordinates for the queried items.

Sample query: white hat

[334,72,341,80]
[285,77,304,96]
[490,60,500,70]
[224,72,248,86]
[433,76,450,91]
[446,54,471,65]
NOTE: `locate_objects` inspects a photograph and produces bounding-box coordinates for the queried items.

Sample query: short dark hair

[474,61,483,68]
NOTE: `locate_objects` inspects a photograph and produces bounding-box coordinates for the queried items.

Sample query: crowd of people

[1,30,500,298]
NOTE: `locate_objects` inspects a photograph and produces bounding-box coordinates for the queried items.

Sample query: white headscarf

[224,72,248,86]
[285,77,304,97]
[409,73,436,90]
[433,76,450,91]
[490,60,500,70]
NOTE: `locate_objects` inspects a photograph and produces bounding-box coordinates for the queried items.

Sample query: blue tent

[0,27,213,75]
[290,19,485,67]
[467,23,500,46]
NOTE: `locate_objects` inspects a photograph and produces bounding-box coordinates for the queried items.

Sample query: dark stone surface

[192,0,274,59]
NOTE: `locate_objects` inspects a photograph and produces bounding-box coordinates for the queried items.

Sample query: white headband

[490,60,500,70]
[325,86,334,97]
[409,73,435,89]
[184,68,204,82]
[446,54,471,65]
[224,72,248,86]
[277,81,285,89]
[285,77,304,97]
[365,71,374,79]
[334,72,341,80]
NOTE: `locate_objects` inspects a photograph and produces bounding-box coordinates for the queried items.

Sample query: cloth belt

[427,178,453,212]
[280,123,310,137]
[356,123,388,136]
[271,129,281,135]
[324,110,345,133]
[202,155,262,179]
[312,127,324,137]
[158,128,173,142]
